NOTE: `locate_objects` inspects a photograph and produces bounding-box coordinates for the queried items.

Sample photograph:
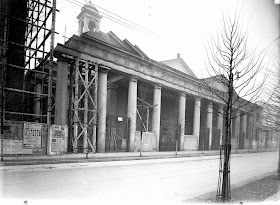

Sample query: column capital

[178,91,186,97]
[217,103,224,109]
[154,84,162,90]
[194,96,201,101]
[107,83,119,90]
[55,53,73,62]
[98,65,109,74]
[128,75,138,83]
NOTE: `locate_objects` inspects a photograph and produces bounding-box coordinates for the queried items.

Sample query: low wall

[134,131,157,152]
[181,135,199,151]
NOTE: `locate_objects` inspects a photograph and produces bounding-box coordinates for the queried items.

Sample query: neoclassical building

[52,2,261,153]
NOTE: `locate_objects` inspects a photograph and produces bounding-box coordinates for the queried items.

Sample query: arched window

[88,20,97,32]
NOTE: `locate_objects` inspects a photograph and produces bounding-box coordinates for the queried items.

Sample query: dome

[83,1,98,13]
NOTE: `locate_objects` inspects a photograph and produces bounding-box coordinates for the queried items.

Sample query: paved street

[0,151,278,205]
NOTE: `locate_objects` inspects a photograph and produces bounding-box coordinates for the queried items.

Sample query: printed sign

[3,120,23,140]
[23,122,42,148]
[0,138,33,155]
[49,125,68,153]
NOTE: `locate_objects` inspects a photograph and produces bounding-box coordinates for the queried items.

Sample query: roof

[75,31,198,81]
[83,31,150,60]
[160,57,197,78]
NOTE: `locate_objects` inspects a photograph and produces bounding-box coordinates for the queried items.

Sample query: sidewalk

[184,172,280,204]
[0,148,275,167]
[265,188,280,202]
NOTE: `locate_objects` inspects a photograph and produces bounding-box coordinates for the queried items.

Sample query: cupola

[77,1,102,35]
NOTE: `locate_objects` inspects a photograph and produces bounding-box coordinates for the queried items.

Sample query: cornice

[54,36,224,103]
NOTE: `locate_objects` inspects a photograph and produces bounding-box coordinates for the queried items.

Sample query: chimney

[177,53,180,59]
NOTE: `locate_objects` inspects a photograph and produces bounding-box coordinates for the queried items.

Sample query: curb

[0,150,277,167]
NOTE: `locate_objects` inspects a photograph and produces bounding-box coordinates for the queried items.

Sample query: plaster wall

[182,135,199,151]
[116,86,128,117]
[134,131,157,152]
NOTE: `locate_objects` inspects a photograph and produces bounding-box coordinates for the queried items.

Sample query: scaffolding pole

[0,0,57,157]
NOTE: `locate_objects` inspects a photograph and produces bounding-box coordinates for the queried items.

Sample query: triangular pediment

[80,31,149,60]
[160,58,197,78]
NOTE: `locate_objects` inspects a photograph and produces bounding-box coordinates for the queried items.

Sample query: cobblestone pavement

[184,174,280,204]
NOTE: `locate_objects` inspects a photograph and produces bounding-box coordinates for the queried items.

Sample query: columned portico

[152,84,161,151]
[217,104,224,145]
[54,57,69,126]
[97,67,108,153]
[127,76,138,152]
[193,97,201,150]
[178,92,186,150]
[207,101,213,150]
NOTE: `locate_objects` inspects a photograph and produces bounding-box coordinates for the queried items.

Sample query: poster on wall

[49,125,68,154]
[3,120,23,140]
[23,122,42,148]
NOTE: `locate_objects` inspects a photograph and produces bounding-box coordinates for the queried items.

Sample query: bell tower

[77,1,102,35]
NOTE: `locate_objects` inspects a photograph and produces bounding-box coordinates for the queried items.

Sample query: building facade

[50,2,264,153]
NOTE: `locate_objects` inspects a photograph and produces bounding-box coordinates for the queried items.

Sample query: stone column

[84,16,90,32]
[217,104,224,145]
[207,101,213,150]
[234,110,240,150]
[54,58,69,126]
[127,76,138,152]
[33,82,42,121]
[241,113,247,149]
[246,114,251,149]
[152,84,162,151]
[178,92,186,150]
[193,97,201,150]
[97,67,108,153]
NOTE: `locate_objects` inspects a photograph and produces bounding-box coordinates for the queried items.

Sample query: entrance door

[106,115,128,152]
[160,126,176,151]
[199,127,209,151]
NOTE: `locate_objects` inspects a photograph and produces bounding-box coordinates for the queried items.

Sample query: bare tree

[261,40,280,178]
[203,12,269,202]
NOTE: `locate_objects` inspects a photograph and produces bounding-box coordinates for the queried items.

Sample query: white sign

[49,125,68,154]
[23,122,42,148]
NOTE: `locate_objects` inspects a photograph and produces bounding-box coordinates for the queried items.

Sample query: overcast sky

[55,0,280,78]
